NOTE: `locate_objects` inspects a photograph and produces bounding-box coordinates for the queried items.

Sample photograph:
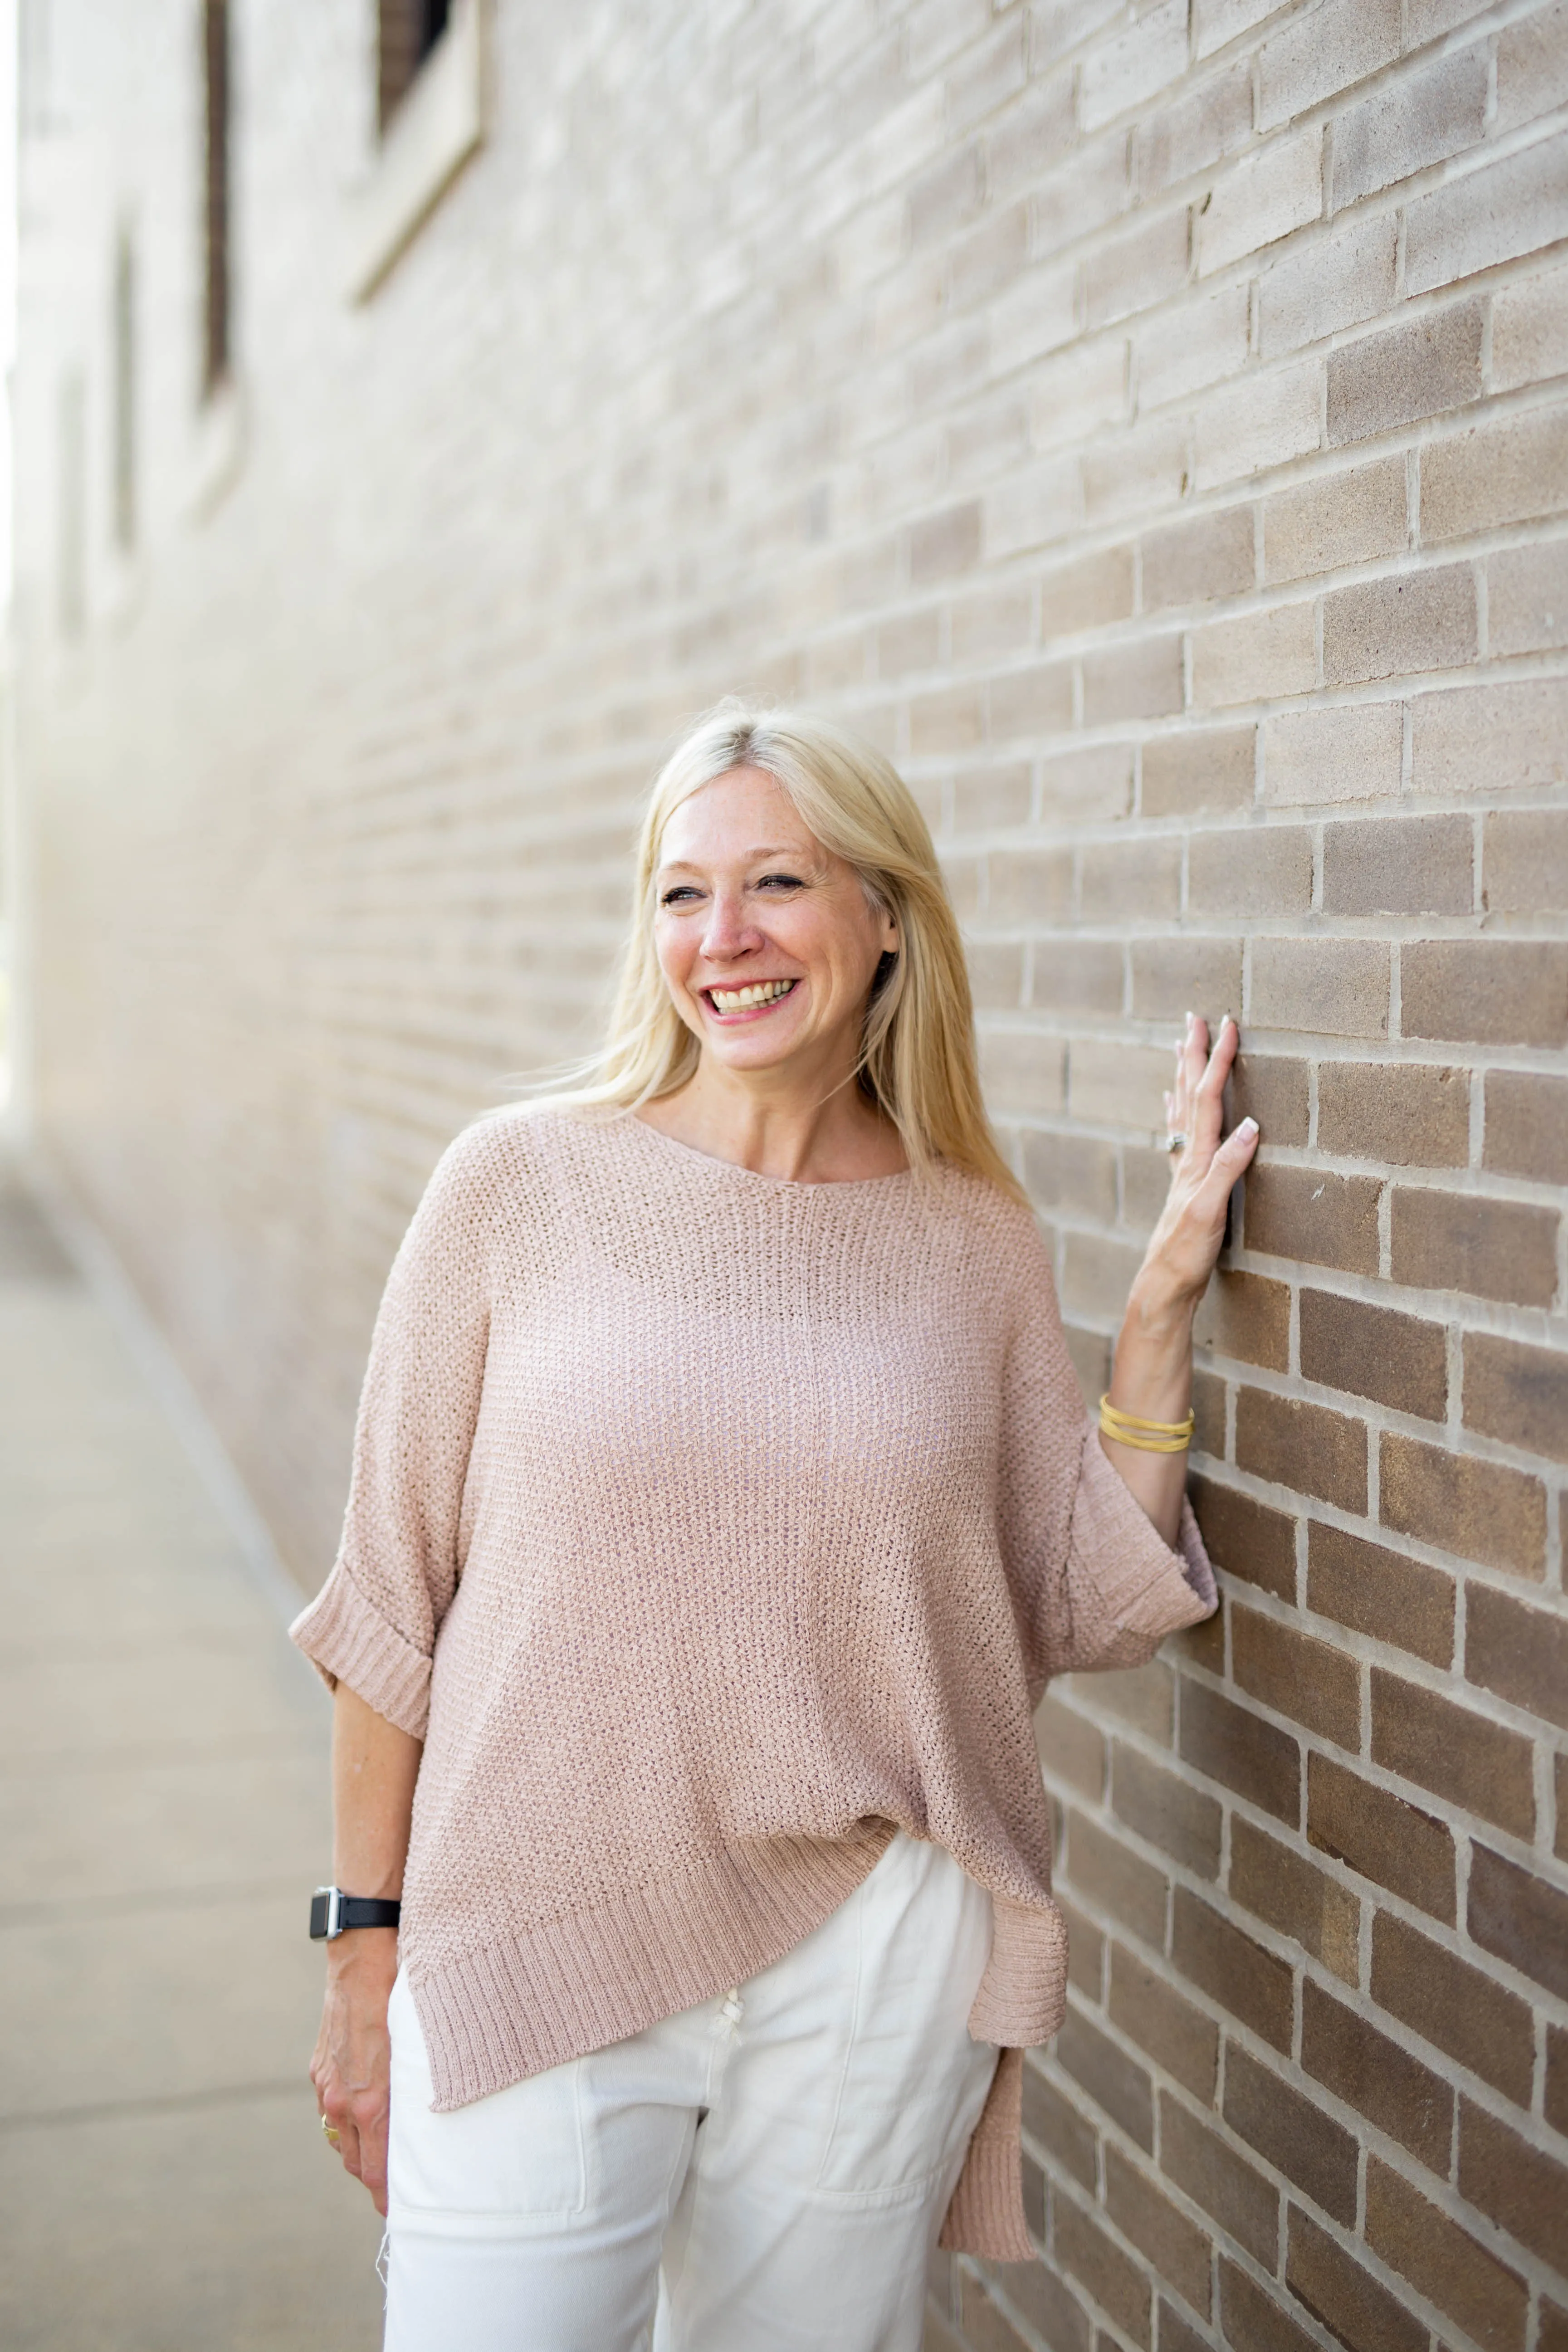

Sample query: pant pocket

[387,1972,588,2231]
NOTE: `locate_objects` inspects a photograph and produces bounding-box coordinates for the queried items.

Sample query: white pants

[383,1831,1000,2352]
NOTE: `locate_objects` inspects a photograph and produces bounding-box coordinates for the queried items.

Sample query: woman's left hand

[1138,1014,1259,1318]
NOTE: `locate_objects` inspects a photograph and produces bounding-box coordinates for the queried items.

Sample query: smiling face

[653,766,899,1083]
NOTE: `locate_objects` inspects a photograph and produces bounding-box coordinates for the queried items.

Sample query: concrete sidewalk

[0,1173,383,2349]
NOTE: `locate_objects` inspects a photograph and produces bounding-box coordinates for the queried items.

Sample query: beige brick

[876,609,942,679]
[983,453,1080,561]
[1142,503,1255,611]
[1495,0,1568,135]
[1192,600,1316,708]
[1487,539,1568,658]
[978,1028,1067,1115]
[988,660,1075,742]
[1082,412,1190,527]
[1250,938,1391,1037]
[1030,135,1132,258]
[1135,279,1251,410]
[1194,0,1292,61]
[1321,815,1472,917]
[1331,45,1489,211]
[1137,59,1252,198]
[1261,700,1403,807]
[1411,679,1568,795]
[987,258,1080,382]
[1406,132,1568,298]
[1421,406,1568,544]
[1031,939,1124,1016]
[1321,564,1477,688]
[1192,360,1322,492]
[1130,937,1244,1020]
[1492,252,1568,394]
[984,67,1078,203]
[1070,1039,1174,1128]
[1083,205,1191,332]
[1079,0,1188,133]
[949,584,1035,665]
[1258,0,1400,132]
[909,683,986,755]
[1141,726,1256,817]
[1326,298,1484,449]
[1080,836,1183,921]
[1082,634,1183,724]
[1038,744,1136,823]
[1038,543,1135,641]
[1188,823,1312,915]
[945,15,1028,136]
[1264,456,1407,585]
[1258,214,1398,360]
[1484,809,1568,914]
[1030,334,1129,454]
[986,848,1073,922]
[1198,126,1322,277]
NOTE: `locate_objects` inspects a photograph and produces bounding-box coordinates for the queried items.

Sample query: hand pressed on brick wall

[1102,1015,1259,1547]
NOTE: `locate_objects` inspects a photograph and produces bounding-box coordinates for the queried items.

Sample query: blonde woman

[295,704,1258,2351]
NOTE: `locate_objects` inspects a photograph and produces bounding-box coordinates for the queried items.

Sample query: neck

[639,1049,907,1185]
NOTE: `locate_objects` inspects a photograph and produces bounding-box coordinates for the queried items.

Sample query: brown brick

[1036,1692,1107,1800]
[1189,1477,1296,1603]
[1219,2259,1319,2352]
[1306,1522,1454,1669]
[969,2251,1090,2352]
[1065,1811,1169,1947]
[1022,2058,1098,2190]
[1468,1585,1568,1734]
[1380,1433,1547,1581]
[1236,1387,1368,1514]
[957,2269,1054,2352]
[1023,1131,1119,1222]
[1059,1890,1107,2000]
[1332,47,1489,210]
[1308,1754,1455,1923]
[1141,726,1255,818]
[1187,824,1311,917]
[1142,504,1255,611]
[1548,2020,1568,2134]
[1469,1844,1568,2003]
[1391,1189,1559,1309]
[1080,838,1182,922]
[1083,635,1184,726]
[1316,1060,1470,1169]
[1031,939,1125,1014]
[1299,1289,1447,1422]
[1264,455,1407,586]
[1039,543,1136,639]
[1158,2296,1210,2352]
[1104,2147,1212,2314]
[1242,1165,1382,1278]
[1488,545,1568,664]
[1547,2308,1568,2352]
[1458,2098,1568,2274]
[1560,1752,1568,1866]
[988,659,1074,741]
[1302,1980,1453,2172]
[1130,937,1244,1023]
[1483,1069,1568,1186]
[1483,804,1568,909]
[1232,1604,1361,1750]
[1366,2156,1528,2352]
[1179,1677,1300,1823]
[1172,1888,1294,2051]
[1327,301,1485,449]
[1370,1669,1536,1839]
[1053,2004,1152,2154]
[1194,1269,1290,1373]
[1065,1661,1175,1746]
[1224,2045,1358,2225]
[1229,1054,1309,1148]
[1464,1333,1568,1466]
[1286,2206,1427,2352]
[1109,1943,1219,2102]
[1052,2189,1153,2348]
[1372,1912,1535,2105]
[1230,1817,1360,1985]
[1320,815,1473,917]
[1250,939,1391,1039]
[1112,1743,1223,1879]
[1160,2093,1280,2266]
[1322,563,1478,688]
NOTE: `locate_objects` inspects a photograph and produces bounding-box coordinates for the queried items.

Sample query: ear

[879,907,900,956]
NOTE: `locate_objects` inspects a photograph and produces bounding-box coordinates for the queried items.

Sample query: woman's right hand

[310,1928,400,2214]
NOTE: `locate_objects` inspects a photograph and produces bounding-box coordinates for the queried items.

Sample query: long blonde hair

[556,701,1022,1200]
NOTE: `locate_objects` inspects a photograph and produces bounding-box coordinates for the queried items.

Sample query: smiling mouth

[703,978,799,1015]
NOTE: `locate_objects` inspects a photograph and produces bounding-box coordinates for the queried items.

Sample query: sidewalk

[0,1171,384,2349]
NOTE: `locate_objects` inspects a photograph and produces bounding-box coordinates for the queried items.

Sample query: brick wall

[11,5,1567,2349]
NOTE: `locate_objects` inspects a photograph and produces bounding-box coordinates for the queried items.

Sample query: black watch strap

[309,1886,402,1940]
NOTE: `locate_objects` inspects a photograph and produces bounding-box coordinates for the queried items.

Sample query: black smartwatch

[309,1886,402,1940]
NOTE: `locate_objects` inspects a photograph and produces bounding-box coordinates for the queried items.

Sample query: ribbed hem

[410,1822,897,2111]
[968,1892,1070,2048]
[288,1562,433,1740]
[940,2047,1034,2260]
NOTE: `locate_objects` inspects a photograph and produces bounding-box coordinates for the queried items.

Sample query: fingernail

[1238,1117,1258,1137]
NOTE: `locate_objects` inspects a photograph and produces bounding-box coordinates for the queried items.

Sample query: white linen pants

[382,1830,1000,2352]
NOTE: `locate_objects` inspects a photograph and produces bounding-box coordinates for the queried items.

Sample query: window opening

[202,0,230,396]
[378,0,451,133]
[112,226,136,551]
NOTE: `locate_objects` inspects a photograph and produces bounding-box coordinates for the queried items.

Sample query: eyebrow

[656,847,812,873]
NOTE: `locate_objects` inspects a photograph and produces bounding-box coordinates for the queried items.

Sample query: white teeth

[710,979,795,1011]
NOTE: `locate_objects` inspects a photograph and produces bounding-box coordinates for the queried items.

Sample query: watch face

[308,1888,334,1939]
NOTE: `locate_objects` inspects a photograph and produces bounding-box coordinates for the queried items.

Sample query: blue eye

[758,873,804,890]
[659,886,701,906]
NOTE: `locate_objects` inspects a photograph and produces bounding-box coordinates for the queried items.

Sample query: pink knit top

[290,1107,1215,2259]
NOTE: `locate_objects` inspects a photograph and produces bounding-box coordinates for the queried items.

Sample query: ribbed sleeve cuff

[1075,1422,1218,1658]
[288,1563,432,1740]
[939,2047,1035,2261]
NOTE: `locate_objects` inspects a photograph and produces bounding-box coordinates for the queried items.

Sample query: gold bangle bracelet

[1098,1394,1196,1453]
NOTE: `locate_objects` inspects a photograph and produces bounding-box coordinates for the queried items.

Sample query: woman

[295,703,1258,2351]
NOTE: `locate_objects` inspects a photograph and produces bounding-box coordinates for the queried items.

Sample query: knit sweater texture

[290,1107,1215,2260]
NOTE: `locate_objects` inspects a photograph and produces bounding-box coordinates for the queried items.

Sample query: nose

[699,888,760,963]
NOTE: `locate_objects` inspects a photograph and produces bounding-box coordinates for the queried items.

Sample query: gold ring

[321,2117,341,2146]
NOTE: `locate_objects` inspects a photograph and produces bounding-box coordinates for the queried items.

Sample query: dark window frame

[378,0,452,135]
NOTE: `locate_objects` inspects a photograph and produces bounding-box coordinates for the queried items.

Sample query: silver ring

[1163,1132,1188,1154]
